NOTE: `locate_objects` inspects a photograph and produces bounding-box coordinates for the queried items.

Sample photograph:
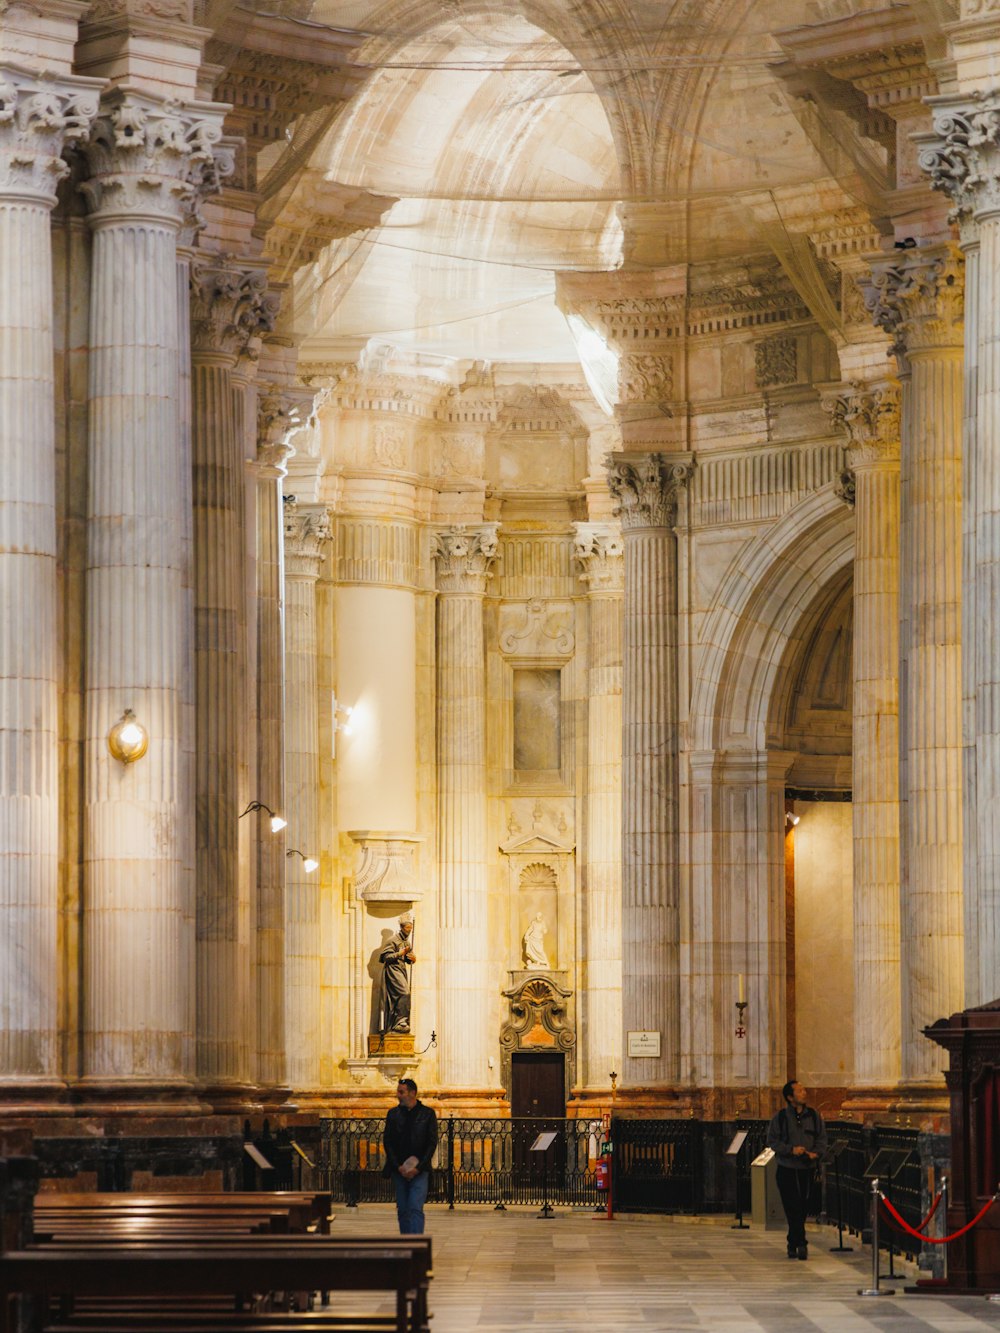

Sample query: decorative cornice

[862,246,964,358]
[0,67,100,203]
[917,91,1000,221]
[433,525,499,594]
[572,522,624,591]
[81,87,232,226]
[825,381,902,466]
[189,256,279,358]
[605,452,694,531]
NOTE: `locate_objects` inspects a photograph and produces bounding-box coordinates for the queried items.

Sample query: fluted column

[0,68,98,1100]
[606,453,692,1087]
[830,382,902,1086]
[283,502,330,1092]
[189,257,276,1104]
[434,526,498,1090]
[867,247,964,1084]
[250,394,295,1097]
[919,99,1000,1006]
[572,523,624,1089]
[79,90,228,1097]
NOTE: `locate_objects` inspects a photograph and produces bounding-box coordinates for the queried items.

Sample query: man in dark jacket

[766,1079,828,1260]
[383,1078,438,1234]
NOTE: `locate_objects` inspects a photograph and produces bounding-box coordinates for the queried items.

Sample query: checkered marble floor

[330,1203,1000,1332]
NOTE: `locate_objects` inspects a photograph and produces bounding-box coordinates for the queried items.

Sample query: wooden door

[511,1052,564,1117]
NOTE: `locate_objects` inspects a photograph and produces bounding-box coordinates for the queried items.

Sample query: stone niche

[499,817,575,974]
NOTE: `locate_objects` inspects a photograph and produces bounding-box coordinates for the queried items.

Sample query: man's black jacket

[382,1100,438,1177]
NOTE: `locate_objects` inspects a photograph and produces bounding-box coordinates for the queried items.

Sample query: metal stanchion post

[858,1178,895,1297]
[940,1176,948,1286]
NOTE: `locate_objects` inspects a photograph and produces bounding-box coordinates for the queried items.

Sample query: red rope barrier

[879,1191,997,1244]
[911,1188,943,1234]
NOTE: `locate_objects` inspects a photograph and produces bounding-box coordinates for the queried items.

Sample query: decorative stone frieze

[755,335,797,388]
[432,524,499,593]
[606,452,694,530]
[498,600,575,657]
[336,518,419,588]
[0,67,99,201]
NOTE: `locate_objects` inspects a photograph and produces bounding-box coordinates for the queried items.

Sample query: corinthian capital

[189,256,279,359]
[605,452,693,530]
[572,522,624,591]
[433,525,499,594]
[283,499,331,576]
[81,88,232,226]
[253,387,315,477]
[916,91,1000,222]
[862,246,964,359]
[826,381,902,468]
[0,67,100,203]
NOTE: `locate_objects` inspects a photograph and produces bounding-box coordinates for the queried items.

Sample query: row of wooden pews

[0,1191,431,1333]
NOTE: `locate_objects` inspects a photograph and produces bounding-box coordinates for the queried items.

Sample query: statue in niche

[522,913,550,969]
[378,912,415,1033]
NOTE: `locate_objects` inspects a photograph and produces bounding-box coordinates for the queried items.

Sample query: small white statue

[523,913,550,968]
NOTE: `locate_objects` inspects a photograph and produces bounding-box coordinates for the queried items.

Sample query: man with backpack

[766,1079,828,1260]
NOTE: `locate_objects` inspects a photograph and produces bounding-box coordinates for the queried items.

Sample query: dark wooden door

[511,1052,564,1117]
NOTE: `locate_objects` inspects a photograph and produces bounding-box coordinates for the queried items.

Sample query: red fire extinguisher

[595,1153,611,1192]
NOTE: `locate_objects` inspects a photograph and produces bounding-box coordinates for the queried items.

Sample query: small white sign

[627,1030,661,1058]
[530,1132,558,1152]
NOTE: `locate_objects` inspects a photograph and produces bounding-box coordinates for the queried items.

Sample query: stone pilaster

[919,95,1000,1007]
[0,65,99,1103]
[79,88,228,1102]
[572,523,624,1089]
[283,501,330,1092]
[866,247,965,1084]
[606,452,692,1087]
[249,394,296,1098]
[829,381,903,1086]
[189,256,276,1106]
[433,525,498,1090]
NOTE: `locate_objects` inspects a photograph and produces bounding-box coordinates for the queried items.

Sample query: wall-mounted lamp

[107,709,148,764]
[286,848,319,874]
[785,811,800,828]
[239,800,287,833]
[332,694,354,736]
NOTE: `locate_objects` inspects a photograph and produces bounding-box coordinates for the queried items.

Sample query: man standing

[383,1078,438,1234]
[766,1079,827,1260]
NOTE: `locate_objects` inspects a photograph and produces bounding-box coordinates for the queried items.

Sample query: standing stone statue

[522,913,550,968]
[378,912,416,1033]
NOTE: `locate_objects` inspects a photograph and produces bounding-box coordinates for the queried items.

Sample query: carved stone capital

[433,525,499,594]
[605,452,694,530]
[572,522,624,591]
[917,91,1000,221]
[283,499,331,576]
[189,257,279,359]
[862,246,964,358]
[0,67,100,203]
[253,386,314,477]
[826,381,902,467]
[81,88,232,227]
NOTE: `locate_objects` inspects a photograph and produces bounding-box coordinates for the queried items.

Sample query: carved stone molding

[85,0,192,19]
[917,91,1000,221]
[337,518,419,589]
[499,974,576,1099]
[605,452,694,531]
[826,381,902,468]
[189,256,279,358]
[81,88,232,226]
[834,468,857,510]
[755,335,798,388]
[498,600,574,657]
[347,831,424,903]
[433,525,499,594]
[573,522,624,592]
[618,352,673,408]
[0,67,100,202]
[863,246,964,358]
[283,499,331,576]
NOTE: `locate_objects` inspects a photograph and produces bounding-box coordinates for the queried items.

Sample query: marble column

[919,99,1000,1006]
[433,526,498,1090]
[0,67,98,1100]
[606,453,692,1087]
[866,247,964,1084]
[283,501,330,1092]
[79,90,227,1098]
[189,257,276,1104]
[250,394,295,1098]
[830,381,902,1086]
[572,523,624,1089]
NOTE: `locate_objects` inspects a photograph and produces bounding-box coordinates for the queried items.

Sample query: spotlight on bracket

[240,800,287,833]
[785,811,800,828]
[286,848,319,874]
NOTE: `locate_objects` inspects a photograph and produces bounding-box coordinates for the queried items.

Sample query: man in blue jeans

[383,1078,438,1234]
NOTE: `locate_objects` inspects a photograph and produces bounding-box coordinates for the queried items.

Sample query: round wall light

[108,709,148,764]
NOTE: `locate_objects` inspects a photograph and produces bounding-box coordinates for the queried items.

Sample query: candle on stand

[738,973,745,1004]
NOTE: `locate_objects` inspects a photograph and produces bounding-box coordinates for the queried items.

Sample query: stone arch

[689,487,855,754]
